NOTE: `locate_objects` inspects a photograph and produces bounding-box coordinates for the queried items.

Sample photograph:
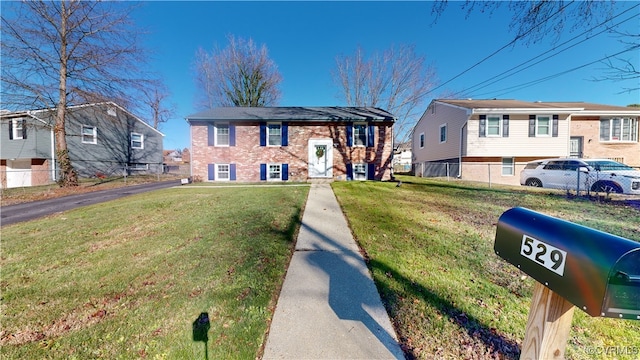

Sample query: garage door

[6,159,32,188]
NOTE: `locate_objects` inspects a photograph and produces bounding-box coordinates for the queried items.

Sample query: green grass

[3,177,638,359]
[1,186,309,359]
[332,175,640,360]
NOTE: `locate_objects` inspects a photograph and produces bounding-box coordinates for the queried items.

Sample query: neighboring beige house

[412,99,639,186]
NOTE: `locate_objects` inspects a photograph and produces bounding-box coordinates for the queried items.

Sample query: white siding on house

[466,114,570,157]
[412,103,469,161]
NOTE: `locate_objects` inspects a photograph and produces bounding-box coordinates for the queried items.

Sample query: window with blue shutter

[259,123,267,146]
[260,163,267,180]
[346,123,353,147]
[208,164,215,180]
[208,124,215,146]
[479,115,486,137]
[346,163,353,180]
[552,115,559,137]
[367,123,375,147]
[229,124,236,146]
[367,163,375,180]
[282,163,288,180]
[281,122,288,146]
[230,163,236,180]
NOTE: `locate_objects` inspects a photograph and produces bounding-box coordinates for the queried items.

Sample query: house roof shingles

[186,106,396,122]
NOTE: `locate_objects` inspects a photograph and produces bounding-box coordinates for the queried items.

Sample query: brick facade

[571,116,639,167]
[190,120,394,182]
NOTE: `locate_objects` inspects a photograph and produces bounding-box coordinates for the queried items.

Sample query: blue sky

[131,1,640,151]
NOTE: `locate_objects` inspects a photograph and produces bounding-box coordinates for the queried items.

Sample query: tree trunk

[55,1,78,187]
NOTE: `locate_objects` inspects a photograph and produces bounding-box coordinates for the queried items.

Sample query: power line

[453,6,639,98]
[424,1,576,97]
[473,44,640,99]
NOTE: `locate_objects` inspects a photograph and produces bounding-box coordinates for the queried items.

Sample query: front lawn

[1,186,308,359]
[332,176,640,360]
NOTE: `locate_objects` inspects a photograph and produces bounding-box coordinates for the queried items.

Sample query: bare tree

[140,81,176,130]
[1,1,151,186]
[193,35,282,109]
[332,44,437,143]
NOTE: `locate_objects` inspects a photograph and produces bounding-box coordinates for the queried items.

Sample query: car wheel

[525,178,542,187]
[591,181,623,194]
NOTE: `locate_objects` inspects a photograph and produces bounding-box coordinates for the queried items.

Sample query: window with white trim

[268,164,281,180]
[419,133,425,148]
[131,133,144,149]
[11,119,24,140]
[268,124,281,146]
[536,116,551,136]
[82,125,97,144]
[600,118,638,142]
[486,115,501,136]
[353,163,367,181]
[439,124,447,143]
[353,123,367,146]
[216,124,230,146]
[216,164,230,180]
[502,157,514,176]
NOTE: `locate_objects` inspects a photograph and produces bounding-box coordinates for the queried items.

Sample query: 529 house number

[520,235,567,276]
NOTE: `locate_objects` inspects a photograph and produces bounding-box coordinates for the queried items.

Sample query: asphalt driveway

[1,180,180,226]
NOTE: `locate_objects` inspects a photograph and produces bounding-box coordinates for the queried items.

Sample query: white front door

[308,139,333,178]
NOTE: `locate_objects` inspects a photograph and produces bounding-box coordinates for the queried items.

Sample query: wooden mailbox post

[494,207,640,359]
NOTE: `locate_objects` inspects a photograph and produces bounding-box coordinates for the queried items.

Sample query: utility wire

[424,1,576,97]
[449,5,639,98]
[474,44,640,99]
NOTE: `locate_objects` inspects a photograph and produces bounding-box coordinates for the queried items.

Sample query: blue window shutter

[479,115,486,137]
[367,163,376,180]
[502,115,509,138]
[282,163,288,180]
[230,163,236,180]
[281,123,288,146]
[529,115,536,137]
[260,163,267,180]
[208,164,215,180]
[367,123,375,147]
[281,122,288,146]
[229,124,236,146]
[552,115,559,137]
[346,123,353,147]
[346,163,353,180]
[260,122,266,146]
[208,124,215,146]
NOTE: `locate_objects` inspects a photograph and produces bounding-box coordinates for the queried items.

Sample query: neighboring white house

[392,141,412,173]
[412,99,640,186]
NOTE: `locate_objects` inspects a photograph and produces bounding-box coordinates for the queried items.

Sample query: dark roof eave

[185,106,396,123]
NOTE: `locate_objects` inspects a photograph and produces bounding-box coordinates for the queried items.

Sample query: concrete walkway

[262,183,405,359]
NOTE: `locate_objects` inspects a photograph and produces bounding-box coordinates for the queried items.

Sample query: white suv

[520,158,640,195]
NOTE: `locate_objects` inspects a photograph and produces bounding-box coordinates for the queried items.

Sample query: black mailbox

[494,207,640,320]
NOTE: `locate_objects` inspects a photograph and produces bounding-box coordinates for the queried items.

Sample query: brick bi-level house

[186,107,395,182]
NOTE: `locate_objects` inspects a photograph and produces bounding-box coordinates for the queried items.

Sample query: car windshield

[585,160,634,171]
